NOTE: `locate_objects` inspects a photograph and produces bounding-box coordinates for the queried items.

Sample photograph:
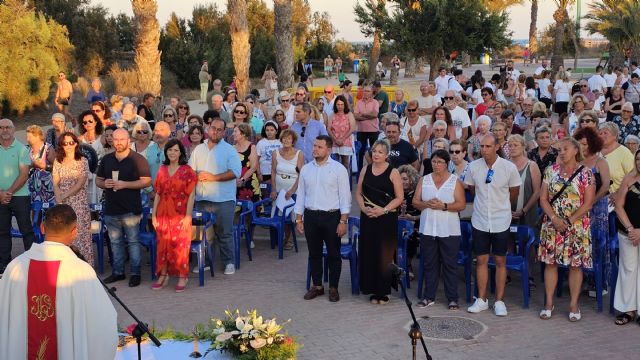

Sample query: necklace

[560,163,577,178]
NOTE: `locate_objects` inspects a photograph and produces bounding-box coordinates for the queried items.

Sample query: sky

[96,0,598,42]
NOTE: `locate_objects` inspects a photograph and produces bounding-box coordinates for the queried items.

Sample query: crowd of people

[2,59,640,325]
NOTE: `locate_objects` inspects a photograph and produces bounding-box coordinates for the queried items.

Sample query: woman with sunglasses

[78,110,105,158]
[473,87,496,121]
[539,137,595,321]
[224,103,254,145]
[161,107,180,139]
[233,123,260,201]
[53,131,93,265]
[91,101,113,127]
[577,110,599,130]
[176,100,190,134]
[272,109,288,130]
[131,120,154,159]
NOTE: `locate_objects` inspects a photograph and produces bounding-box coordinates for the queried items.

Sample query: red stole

[27,260,60,360]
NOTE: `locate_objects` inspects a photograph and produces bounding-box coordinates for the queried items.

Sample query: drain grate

[415,316,486,341]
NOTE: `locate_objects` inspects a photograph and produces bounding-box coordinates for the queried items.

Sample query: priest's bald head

[41,204,78,246]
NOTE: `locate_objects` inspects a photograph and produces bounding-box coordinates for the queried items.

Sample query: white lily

[250,337,267,349]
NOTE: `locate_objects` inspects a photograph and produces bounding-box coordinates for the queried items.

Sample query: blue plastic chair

[90,203,106,274]
[234,200,254,269]
[487,225,538,308]
[190,210,216,286]
[306,216,360,295]
[11,201,47,243]
[609,212,619,314]
[139,207,157,280]
[397,219,413,290]
[417,221,473,303]
[249,197,298,259]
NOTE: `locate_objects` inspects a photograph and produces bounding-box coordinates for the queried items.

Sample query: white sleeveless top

[419,173,461,237]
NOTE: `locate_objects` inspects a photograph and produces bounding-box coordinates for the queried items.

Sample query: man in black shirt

[366,122,419,170]
[97,128,151,287]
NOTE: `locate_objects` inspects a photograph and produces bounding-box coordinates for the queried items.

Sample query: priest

[0,204,118,360]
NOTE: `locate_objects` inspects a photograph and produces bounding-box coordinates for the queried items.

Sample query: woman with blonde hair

[131,119,154,160]
[25,125,55,204]
[110,95,124,121]
[508,134,541,230]
[553,70,572,115]
[567,93,589,135]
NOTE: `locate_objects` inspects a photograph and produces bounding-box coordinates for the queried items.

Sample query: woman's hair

[449,138,466,151]
[236,123,253,139]
[232,102,252,123]
[573,126,603,155]
[91,100,112,120]
[558,70,570,82]
[187,114,203,127]
[77,110,103,135]
[432,138,450,151]
[187,125,205,144]
[202,110,219,125]
[26,125,44,142]
[432,119,448,131]
[635,149,640,173]
[398,164,420,190]
[534,126,551,139]
[531,110,548,120]
[507,134,526,157]
[261,121,281,139]
[559,137,584,162]
[372,139,391,155]
[431,149,451,163]
[599,121,620,138]
[55,132,83,163]
[272,109,285,121]
[333,95,351,114]
[280,129,298,144]
[162,139,188,166]
[177,100,190,115]
[500,109,514,121]
[224,89,237,102]
[110,94,123,106]
[432,106,452,125]
[570,93,588,110]
[481,87,494,99]
[532,102,548,116]
[525,76,535,90]
[161,107,178,123]
[625,134,640,145]
[381,112,400,125]
[476,115,492,128]
[132,119,152,140]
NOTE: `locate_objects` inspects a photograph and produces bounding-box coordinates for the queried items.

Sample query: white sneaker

[588,289,608,298]
[224,264,236,275]
[467,297,489,313]
[192,265,211,274]
[494,300,508,316]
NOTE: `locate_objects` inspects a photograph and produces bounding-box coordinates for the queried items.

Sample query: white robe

[0,242,118,360]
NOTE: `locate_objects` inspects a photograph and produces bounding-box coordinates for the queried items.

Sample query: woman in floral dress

[25,125,55,204]
[233,123,260,201]
[151,139,197,292]
[52,132,92,265]
[328,95,356,170]
[538,137,595,322]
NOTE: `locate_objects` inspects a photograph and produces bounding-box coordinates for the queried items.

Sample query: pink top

[330,113,352,147]
[355,98,379,132]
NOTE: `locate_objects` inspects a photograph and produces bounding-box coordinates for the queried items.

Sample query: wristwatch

[443,203,448,211]
[383,207,389,215]
[339,220,348,225]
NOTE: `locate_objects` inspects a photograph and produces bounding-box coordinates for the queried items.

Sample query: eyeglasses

[178,106,188,109]
[296,93,305,96]
[82,120,95,125]
[431,159,447,165]
[0,126,12,130]
[301,126,306,138]
[234,110,246,114]
[61,141,76,146]
[324,90,333,94]
[406,108,417,112]
[281,99,290,102]
[136,130,149,134]
[485,169,494,184]
[275,113,284,117]
[210,127,225,132]
[163,114,174,118]
[444,96,455,100]
[449,150,462,154]
[92,109,104,113]
[580,118,595,123]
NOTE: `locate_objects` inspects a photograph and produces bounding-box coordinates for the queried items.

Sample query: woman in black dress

[356,139,404,304]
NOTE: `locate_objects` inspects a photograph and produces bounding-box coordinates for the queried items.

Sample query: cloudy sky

[97,0,598,41]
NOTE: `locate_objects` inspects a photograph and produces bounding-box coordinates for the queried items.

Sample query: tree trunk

[608,45,625,68]
[404,57,416,78]
[528,0,538,61]
[274,0,294,90]
[368,28,381,81]
[428,53,442,81]
[551,8,565,71]
[131,0,161,96]
[569,14,579,71]
[228,0,251,98]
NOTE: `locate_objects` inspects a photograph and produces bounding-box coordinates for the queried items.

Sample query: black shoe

[329,287,340,302]
[103,274,125,284]
[128,275,141,287]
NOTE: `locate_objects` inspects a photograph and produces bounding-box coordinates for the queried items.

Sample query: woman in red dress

[151,139,197,292]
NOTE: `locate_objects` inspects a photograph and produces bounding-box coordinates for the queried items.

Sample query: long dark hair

[55,132,83,163]
[77,110,103,135]
[333,95,351,114]
[162,138,188,166]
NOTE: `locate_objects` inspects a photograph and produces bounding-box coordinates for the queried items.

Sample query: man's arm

[115,177,151,190]
[6,164,28,194]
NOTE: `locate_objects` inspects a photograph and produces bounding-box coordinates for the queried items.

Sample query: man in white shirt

[603,65,618,93]
[444,90,472,140]
[448,69,471,99]
[534,59,549,78]
[631,61,640,77]
[434,67,452,101]
[295,135,351,303]
[464,133,521,317]
[506,59,520,82]
[416,81,440,120]
[588,65,608,94]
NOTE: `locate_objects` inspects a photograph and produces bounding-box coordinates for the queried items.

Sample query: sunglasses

[275,113,284,116]
[485,169,494,184]
[178,106,188,109]
[163,114,174,118]
[406,108,417,112]
[324,90,333,94]
[444,96,455,100]
[301,126,306,138]
[234,110,246,114]
[92,109,104,113]
[82,120,95,125]
[136,130,149,134]
[61,141,76,146]
[449,150,462,154]
[281,99,290,102]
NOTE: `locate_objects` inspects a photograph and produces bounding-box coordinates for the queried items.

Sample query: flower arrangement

[208,309,299,360]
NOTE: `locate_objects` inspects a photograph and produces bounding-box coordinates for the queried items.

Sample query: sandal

[416,299,434,308]
[615,312,635,325]
[151,274,169,290]
[448,301,459,310]
[569,309,581,322]
[539,306,554,320]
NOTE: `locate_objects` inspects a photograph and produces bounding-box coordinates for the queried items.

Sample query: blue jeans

[0,196,35,270]
[195,200,235,265]
[104,213,142,276]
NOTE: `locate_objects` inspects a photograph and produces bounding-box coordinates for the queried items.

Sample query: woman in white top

[130,119,154,160]
[270,129,304,250]
[413,149,466,309]
[402,100,428,157]
[567,93,588,136]
[256,121,282,183]
[553,70,573,115]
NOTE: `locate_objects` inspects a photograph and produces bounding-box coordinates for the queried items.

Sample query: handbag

[535,165,584,228]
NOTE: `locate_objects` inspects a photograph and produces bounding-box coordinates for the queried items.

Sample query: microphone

[388,263,406,278]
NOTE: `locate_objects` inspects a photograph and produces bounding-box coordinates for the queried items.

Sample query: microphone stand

[391,265,432,360]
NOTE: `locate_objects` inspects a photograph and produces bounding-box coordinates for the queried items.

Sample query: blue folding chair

[234,200,254,269]
[139,207,157,280]
[306,216,360,295]
[417,221,473,303]
[11,201,47,243]
[90,203,106,274]
[191,210,215,286]
[397,219,413,290]
[609,212,619,314]
[249,197,297,259]
[487,225,538,308]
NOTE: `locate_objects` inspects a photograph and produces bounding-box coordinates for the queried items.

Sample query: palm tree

[369,0,385,81]
[585,0,640,67]
[529,0,538,61]
[131,0,161,96]
[550,0,575,71]
[274,0,294,90]
[482,0,523,13]
[228,0,251,98]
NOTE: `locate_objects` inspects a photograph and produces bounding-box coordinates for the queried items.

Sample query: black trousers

[356,131,379,171]
[0,196,35,270]
[420,234,460,302]
[304,209,341,288]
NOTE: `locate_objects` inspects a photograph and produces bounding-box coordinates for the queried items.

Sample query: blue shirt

[290,119,328,163]
[188,139,242,203]
[145,142,165,183]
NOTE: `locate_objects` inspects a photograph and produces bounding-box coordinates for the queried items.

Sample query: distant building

[581,38,609,49]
